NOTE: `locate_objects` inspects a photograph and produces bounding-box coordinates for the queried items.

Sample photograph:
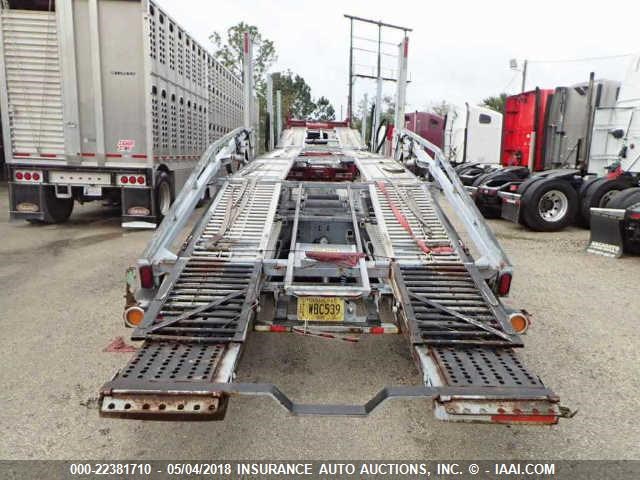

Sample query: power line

[529,53,635,64]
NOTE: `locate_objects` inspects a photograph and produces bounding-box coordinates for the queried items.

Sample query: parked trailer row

[0,0,246,227]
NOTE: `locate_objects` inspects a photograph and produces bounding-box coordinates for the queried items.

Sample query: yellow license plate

[297,297,345,322]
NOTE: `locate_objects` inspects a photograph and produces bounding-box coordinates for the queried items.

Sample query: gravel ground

[0,181,638,460]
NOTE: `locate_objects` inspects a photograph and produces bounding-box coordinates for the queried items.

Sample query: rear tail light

[129,175,136,184]
[137,176,145,185]
[120,176,129,184]
[509,184,519,192]
[509,312,530,333]
[139,264,154,289]
[123,306,145,327]
[630,212,640,220]
[497,272,512,296]
[14,170,43,183]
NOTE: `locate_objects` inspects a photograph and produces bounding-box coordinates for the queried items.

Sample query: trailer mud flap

[587,207,625,257]
[499,192,521,223]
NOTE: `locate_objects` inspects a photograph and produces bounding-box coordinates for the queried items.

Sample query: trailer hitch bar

[101,381,559,417]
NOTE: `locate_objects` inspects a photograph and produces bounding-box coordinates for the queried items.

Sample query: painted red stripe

[40,153,58,158]
[490,414,557,424]
[81,152,96,157]
[106,153,122,158]
[14,152,31,157]
[132,154,147,159]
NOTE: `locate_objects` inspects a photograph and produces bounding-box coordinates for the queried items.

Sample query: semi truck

[0,0,246,226]
[99,29,566,425]
[469,78,623,228]
[497,69,637,234]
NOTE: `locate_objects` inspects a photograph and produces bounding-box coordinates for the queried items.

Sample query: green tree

[210,22,276,90]
[312,96,335,121]
[481,93,508,113]
[271,70,316,119]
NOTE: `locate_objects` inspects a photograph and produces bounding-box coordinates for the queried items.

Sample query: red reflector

[129,175,137,184]
[15,172,23,180]
[270,325,288,332]
[137,176,145,185]
[24,172,32,180]
[510,184,518,191]
[498,272,512,296]
[630,212,640,220]
[370,327,385,334]
[491,414,557,424]
[121,176,128,184]
[32,172,40,181]
[139,265,154,289]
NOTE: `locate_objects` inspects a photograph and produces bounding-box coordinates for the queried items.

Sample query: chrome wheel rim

[538,190,569,222]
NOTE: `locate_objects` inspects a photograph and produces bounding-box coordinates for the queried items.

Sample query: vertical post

[275,90,282,142]
[371,23,383,152]
[393,36,409,150]
[582,71,596,172]
[88,0,105,164]
[266,74,274,151]
[347,18,353,124]
[242,31,253,130]
[361,93,368,145]
[521,59,528,93]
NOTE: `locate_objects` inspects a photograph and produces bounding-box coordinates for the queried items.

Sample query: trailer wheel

[33,186,74,224]
[606,187,640,209]
[521,178,578,231]
[155,172,174,221]
[579,177,635,227]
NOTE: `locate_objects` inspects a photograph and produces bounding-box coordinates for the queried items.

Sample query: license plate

[297,297,345,322]
[84,186,102,196]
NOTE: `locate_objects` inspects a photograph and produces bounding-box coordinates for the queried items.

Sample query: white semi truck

[0,0,245,226]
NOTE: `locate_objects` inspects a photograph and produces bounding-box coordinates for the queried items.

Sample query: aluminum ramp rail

[101,125,561,424]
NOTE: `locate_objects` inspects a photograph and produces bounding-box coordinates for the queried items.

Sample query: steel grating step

[394,264,517,346]
[430,346,542,388]
[133,260,260,343]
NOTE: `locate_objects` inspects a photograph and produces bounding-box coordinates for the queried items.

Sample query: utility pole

[242,31,253,130]
[347,17,353,123]
[521,59,528,93]
[275,90,282,144]
[361,93,368,145]
[266,74,274,151]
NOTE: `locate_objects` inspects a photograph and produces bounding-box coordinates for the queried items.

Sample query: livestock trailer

[0,0,245,226]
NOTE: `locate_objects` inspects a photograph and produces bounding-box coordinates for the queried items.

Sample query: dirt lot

[1,181,638,460]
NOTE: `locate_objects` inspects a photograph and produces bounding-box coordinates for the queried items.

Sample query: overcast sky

[160,0,638,118]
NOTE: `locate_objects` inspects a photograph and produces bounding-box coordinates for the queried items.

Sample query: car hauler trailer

[0,0,245,226]
[99,34,564,424]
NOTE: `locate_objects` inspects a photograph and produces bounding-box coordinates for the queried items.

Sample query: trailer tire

[579,177,635,227]
[36,186,74,224]
[521,178,578,231]
[606,187,640,210]
[155,172,174,221]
